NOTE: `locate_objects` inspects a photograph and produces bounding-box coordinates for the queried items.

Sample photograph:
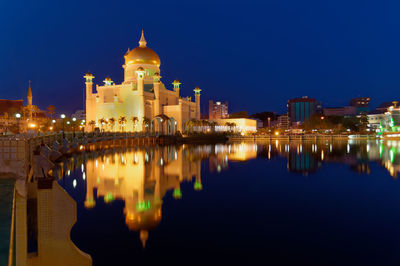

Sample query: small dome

[154,72,160,76]
[136,67,144,71]
[124,31,161,67]
[104,77,111,81]
[172,79,180,84]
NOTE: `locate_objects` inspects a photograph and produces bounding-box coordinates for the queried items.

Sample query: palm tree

[118,116,127,131]
[131,116,139,131]
[143,117,150,132]
[209,121,217,132]
[99,118,107,132]
[185,119,195,133]
[109,117,116,131]
[89,120,96,131]
[225,122,236,132]
[201,120,210,132]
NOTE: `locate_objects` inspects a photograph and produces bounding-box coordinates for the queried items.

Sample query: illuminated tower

[103,76,113,86]
[27,80,33,120]
[136,67,145,131]
[153,72,161,116]
[172,79,181,95]
[84,72,94,131]
[194,86,201,120]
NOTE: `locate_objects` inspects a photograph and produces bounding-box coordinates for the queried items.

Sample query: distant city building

[323,106,356,116]
[71,110,86,121]
[287,96,318,124]
[0,81,47,133]
[0,99,23,116]
[277,114,290,129]
[367,102,400,132]
[209,100,228,119]
[255,119,264,129]
[209,118,257,133]
[350,97,370,114]
[376,100,400,113]
[367,111,386,131]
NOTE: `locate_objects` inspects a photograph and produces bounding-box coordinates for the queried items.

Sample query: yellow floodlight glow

[275,131,279,136]
[28,123,36,128]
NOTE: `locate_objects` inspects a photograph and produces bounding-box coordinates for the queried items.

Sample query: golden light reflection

[53,140,400,251]
[83,147,201,247]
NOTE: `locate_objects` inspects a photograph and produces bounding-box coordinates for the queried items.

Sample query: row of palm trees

[88,116,151,132]
[185,119,237,133]
[87,116,237,133]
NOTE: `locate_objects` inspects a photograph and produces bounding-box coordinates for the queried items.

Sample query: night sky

[1,0,400,115]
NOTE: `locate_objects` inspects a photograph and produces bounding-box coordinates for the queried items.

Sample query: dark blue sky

[1,0,400,115]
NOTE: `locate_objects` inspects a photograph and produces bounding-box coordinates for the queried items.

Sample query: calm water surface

[55,140,400,265]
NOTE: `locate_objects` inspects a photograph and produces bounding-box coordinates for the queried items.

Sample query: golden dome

[124,31,161,67]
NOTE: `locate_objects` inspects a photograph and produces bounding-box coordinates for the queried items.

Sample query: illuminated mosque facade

[84,31,202,133]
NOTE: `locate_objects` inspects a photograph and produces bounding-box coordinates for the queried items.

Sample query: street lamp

[71,117,77,136]
[15,113,21,133]
[61,114,66,138]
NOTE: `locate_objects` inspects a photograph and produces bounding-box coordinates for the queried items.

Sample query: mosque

[85,31,202,134]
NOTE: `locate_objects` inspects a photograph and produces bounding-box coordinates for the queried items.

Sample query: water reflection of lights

[55,141,400,249]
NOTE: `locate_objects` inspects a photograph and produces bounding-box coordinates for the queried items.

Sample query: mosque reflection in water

[30,140,400,265]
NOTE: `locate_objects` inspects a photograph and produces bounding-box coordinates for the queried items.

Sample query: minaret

[194,86,201,120]
[103,76,113,86]
[136,67,145,131]
[153,72,161,116]
[84,72,94,97]
[172,79,181,96]
[27,80,33,120]
[84,72,94,131]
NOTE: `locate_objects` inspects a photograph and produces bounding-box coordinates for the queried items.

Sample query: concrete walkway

[0,179,14,265]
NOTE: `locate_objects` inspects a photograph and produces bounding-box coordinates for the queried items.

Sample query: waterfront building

[209,118,257,133]
[376,100,400,113]
[287,96,319,124]
[209,100,228,119]
[350,97,370,114]
[85,31,201,134]
[367,111,385,131]
[0,81,47,133]
[277,114,290,129]
[367,102,400,132]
